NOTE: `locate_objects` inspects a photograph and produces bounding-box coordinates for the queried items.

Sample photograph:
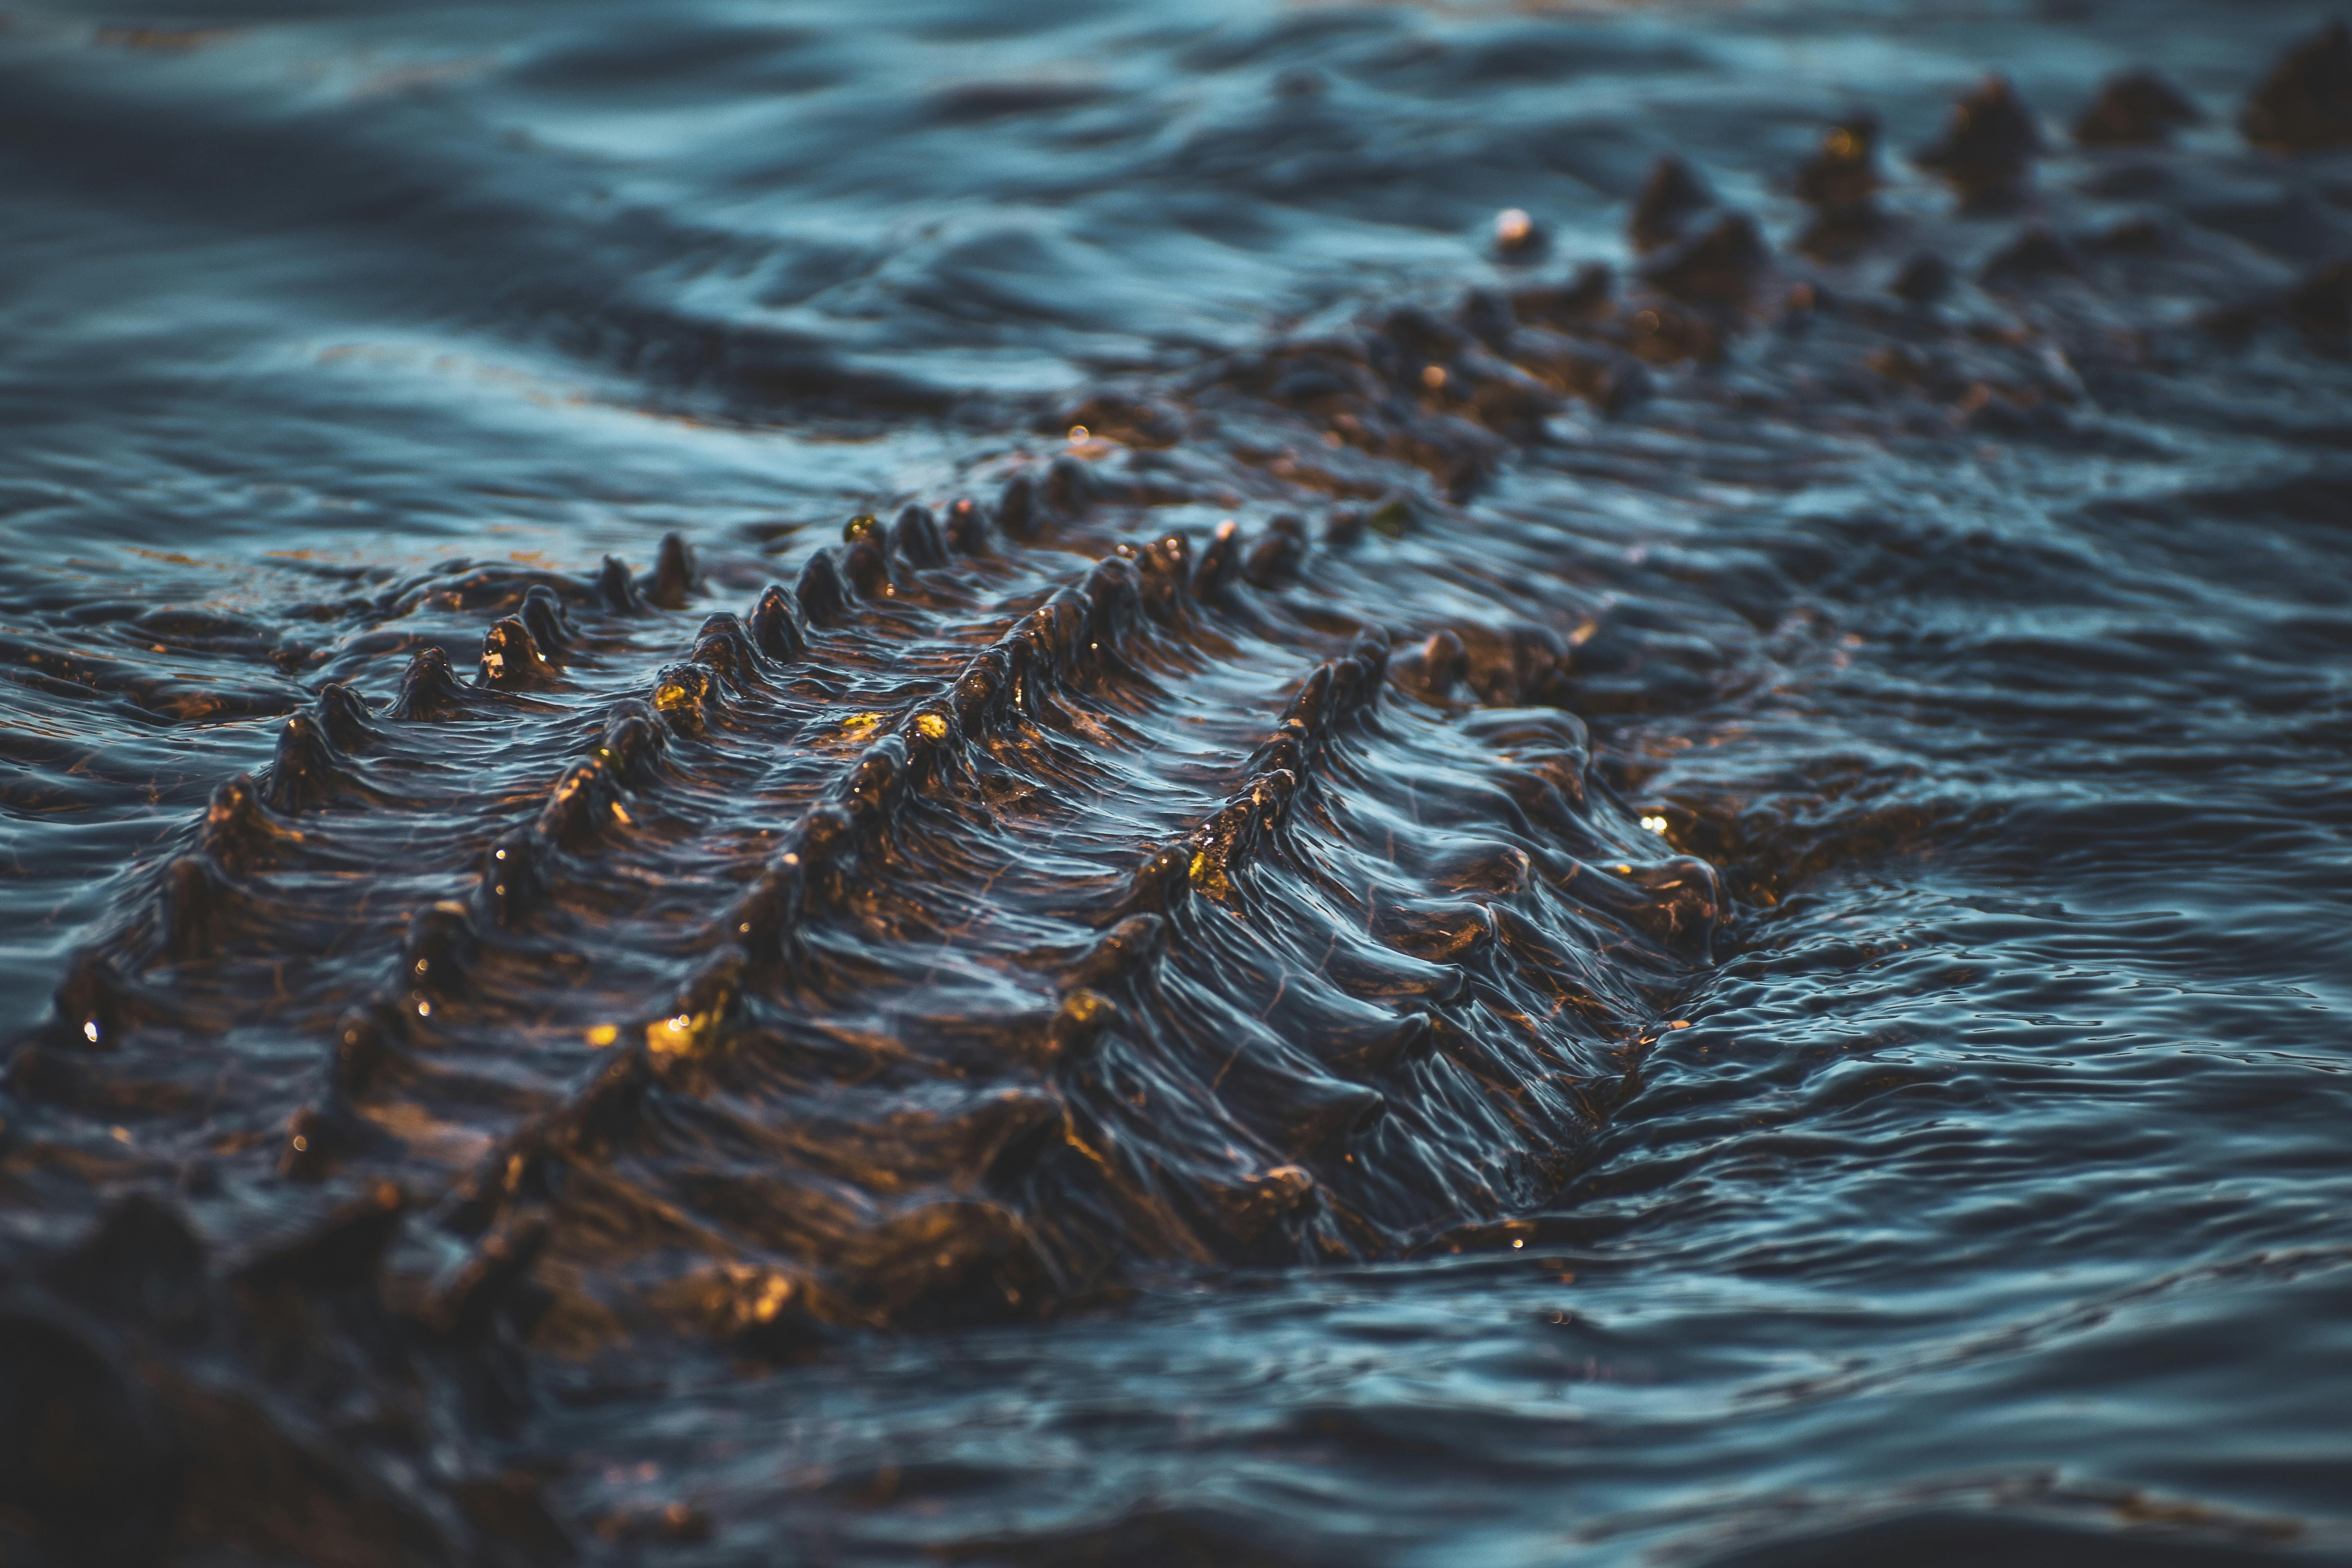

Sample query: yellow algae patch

[915,712,949,741]
[645,1013,695,1055]
[729,1268,798,1328]
[550,766,594,806]
[646,1004,725,1058]
[684,1263,804,1337]
[1060,990,1112,1030]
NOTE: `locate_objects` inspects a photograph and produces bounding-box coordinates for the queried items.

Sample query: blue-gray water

[2,2,2350,1564]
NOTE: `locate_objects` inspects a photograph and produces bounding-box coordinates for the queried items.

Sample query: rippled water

[4,2,2350,1564]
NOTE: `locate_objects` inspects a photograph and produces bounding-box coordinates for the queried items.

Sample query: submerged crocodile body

[3,22,2349,1565]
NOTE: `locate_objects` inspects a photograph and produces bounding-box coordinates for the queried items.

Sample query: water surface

[3,2,2350,1564]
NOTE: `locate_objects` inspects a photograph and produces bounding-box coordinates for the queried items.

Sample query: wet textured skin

[1,8,2351,1567]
